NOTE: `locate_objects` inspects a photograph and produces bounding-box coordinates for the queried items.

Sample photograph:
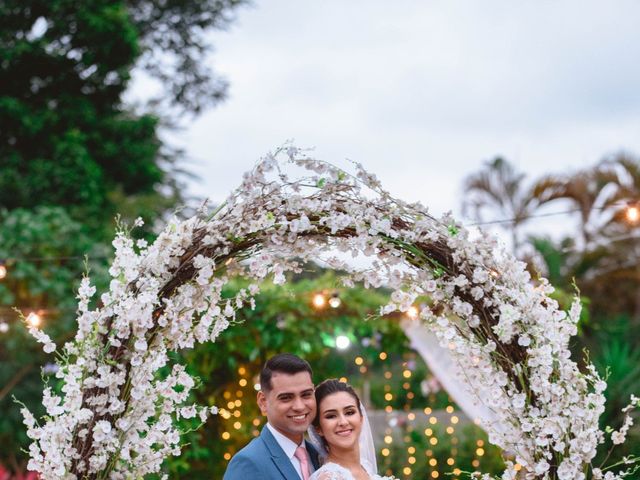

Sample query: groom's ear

[257,391,268,415]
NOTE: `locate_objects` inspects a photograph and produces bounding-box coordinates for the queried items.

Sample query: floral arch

[23,148,637,480]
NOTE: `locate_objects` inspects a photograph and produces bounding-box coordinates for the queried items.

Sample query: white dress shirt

[266,422,314,479]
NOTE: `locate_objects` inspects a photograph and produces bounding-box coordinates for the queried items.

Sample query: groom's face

[257,371,316,443]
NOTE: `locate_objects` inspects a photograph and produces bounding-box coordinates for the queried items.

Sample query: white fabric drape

[401,319,498,433]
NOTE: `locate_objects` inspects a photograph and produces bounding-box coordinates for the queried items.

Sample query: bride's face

[316,391,363,451]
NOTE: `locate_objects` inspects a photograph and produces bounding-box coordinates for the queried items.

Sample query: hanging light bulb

[328,292,341,308]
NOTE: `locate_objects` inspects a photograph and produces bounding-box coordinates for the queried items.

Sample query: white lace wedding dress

[310,460,394,480]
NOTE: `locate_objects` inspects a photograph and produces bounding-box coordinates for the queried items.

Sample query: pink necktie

[294,445,311,480]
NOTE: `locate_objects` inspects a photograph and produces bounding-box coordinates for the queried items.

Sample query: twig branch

[0,363,33,402]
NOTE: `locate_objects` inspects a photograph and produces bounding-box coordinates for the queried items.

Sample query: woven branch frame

[24,148,629,480]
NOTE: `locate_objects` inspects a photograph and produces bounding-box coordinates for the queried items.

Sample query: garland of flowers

[22,147,638,479]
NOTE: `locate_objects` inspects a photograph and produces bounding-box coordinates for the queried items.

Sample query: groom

[223,353,321,479]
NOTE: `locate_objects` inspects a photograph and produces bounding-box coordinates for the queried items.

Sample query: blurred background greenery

[1,1,639,478]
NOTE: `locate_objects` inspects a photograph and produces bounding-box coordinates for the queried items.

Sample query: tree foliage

[0,207,111,470]
[1,1,153,222]
[0,0,246,474]
[0,0,246,235]
[128,0,246,115]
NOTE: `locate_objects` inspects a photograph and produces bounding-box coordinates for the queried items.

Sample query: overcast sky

[131,0,640,238]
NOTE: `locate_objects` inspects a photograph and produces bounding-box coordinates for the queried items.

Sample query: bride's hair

[312,378,363,430]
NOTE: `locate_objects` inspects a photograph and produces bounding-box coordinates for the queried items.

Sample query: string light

[402,357,417,478]
[312,293,326,309]
[381,351,394,474]
[26,311,42,327]
[406,306,419,320]
[335,335,350,350]
[467,201,636,227]
[0,254,110,263]
[328,292,341,308]
[447,402,459,477]
[625,203,640,224]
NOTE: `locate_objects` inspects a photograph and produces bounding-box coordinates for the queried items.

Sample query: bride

[308,379,394,480]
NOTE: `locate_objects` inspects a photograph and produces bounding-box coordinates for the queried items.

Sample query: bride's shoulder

[310,462,352,480]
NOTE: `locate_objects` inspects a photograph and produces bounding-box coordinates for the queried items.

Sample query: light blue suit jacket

[223,426,320,480]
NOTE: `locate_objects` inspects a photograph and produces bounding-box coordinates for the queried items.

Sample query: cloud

[133,0,640,232]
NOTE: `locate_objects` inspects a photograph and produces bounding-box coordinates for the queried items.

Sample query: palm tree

[600,153,640,235]
[461,157,540,254]
[601,154,640,319]
[530,154,640,318]
[531,165,619,247]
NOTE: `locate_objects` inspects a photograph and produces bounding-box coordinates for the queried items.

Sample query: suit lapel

[260,427,300,480]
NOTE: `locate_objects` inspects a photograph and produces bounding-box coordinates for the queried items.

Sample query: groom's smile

[257,370,317,443]
[290,413,309,422]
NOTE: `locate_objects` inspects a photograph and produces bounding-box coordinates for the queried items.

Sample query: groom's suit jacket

[223,426,320,480]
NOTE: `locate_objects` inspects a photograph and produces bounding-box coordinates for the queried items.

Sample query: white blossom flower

[21,149,636,480]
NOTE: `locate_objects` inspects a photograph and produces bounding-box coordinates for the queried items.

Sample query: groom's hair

[260,353,313,392]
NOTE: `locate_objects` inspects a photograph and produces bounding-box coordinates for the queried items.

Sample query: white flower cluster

[24,147,637,479]
[610,395,639,446]
[28,323,56,354]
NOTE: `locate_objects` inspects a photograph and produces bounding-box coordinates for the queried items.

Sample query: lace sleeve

[309,463,353,480]
[313,472,341,480]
